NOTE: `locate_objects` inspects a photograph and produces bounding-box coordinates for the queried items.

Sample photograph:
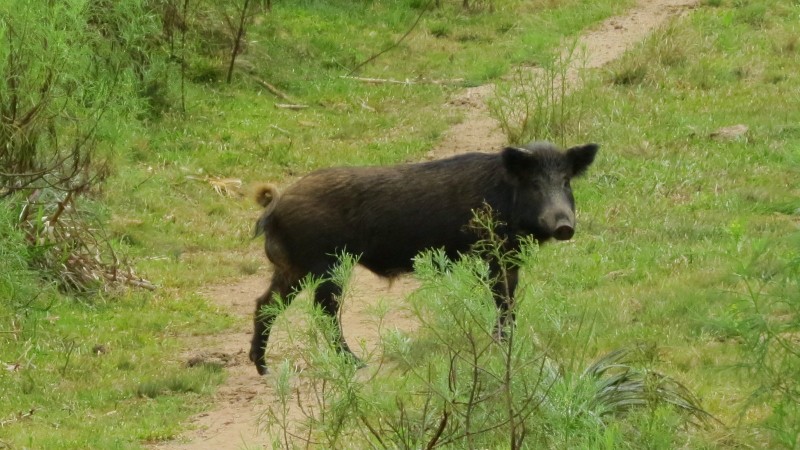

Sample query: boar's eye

[563,179,571,189]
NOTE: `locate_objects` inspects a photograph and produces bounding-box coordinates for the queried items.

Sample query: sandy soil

[153,1,699,448]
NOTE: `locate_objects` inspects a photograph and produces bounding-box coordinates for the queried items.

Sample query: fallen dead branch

[246,73,309,108]
[340,75,465,85]
[0,409,35,427]
[275,103,310,110]
[248,74,296,102]
[270,124,290,135]
[19,188,154,293]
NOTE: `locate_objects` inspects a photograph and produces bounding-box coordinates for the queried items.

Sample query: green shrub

[262,233,714,448]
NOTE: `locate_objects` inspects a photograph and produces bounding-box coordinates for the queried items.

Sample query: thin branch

[424,409,449,450]
[359,415,389,449]
[227,0,251,83]
[346,0,434,76]
[181,0,190,113]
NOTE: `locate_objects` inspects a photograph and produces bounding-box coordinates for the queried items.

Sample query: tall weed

[489,43,589,147]
[730,234,800,448]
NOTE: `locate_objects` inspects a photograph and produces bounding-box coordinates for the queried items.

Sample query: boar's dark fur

[250,141,598,375]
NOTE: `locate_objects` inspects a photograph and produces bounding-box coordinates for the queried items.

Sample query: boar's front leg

[490,263,519,339]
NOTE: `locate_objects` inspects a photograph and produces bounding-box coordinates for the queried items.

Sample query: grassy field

[512,1,800,445]
[2,0,798,448]
[258,2,799,447]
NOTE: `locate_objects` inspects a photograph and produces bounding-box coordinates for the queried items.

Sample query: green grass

[1,196,231,448]
[513,0,799,445]
[3,0,798,447]
[0,268,231,448]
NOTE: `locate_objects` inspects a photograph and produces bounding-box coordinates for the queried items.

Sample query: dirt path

[154,1,698,448]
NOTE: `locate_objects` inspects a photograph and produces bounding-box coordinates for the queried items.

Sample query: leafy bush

[0,0,166,196]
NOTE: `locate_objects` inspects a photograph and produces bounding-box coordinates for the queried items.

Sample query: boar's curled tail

[253,184,280,237]
[254,184,279,208]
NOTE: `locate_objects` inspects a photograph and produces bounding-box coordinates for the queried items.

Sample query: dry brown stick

[48,191,73,226]
[227,0,251,83]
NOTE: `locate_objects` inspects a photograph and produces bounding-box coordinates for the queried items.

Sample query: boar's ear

[501,147,535,179]
[566,143,599,177]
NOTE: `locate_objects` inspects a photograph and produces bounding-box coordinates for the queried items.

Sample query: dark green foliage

[580,346,717,427]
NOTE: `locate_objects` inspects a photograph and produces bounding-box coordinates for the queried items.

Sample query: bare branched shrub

[1,1,163,292]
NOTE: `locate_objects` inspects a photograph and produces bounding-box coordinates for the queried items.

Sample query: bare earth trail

[155,1,698,448]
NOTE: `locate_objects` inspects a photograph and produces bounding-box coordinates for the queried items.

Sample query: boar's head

[502,142,598,242]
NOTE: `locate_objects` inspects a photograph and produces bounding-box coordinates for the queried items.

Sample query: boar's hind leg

[250,270,302,375]
[490,264,519,339]
[314,277,364,367]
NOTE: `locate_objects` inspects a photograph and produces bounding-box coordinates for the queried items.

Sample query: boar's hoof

[249,348,268,375]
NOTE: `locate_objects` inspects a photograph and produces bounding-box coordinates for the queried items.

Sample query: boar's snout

[553,220,575,240]
[540,210,575,241]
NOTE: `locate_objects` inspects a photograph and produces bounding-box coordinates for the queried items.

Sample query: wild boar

[250,141,598,374]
